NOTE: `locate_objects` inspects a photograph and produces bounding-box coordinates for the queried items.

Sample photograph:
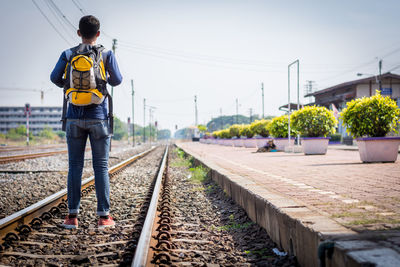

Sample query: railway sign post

[24,103,31,146]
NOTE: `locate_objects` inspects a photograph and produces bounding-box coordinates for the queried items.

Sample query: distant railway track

[0,144,65,153]
[0,150,68,164]
[0,148,92,164]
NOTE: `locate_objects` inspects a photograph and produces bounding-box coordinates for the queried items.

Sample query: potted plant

[269,115,297,151]
[229,124,244,147]
[291,106,337,155]
[241,125,257,148]
[340,91,400,162]
[250,119,271,148]
[220,129,232,146]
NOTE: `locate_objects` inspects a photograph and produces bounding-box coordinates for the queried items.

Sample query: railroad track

[0,145,168,266]
[0,145,295,266]
[0,144,65,153]
[0,150,69,164]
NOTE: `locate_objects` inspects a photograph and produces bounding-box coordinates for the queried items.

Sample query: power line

[70,0,114,40]
[47,0,77,31]
[44,0,76,41]
[71,0,87,14]
[31,0,72,45]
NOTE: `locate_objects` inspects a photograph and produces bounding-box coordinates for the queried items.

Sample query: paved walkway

[178,142,400,232]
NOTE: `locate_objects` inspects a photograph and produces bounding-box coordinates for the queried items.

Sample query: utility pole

[249,108,253,123]
[379,59,382,91]
[288,59,300,146]
[111,39,117,98]
[24,103,30,146]
[261,82,264,119]
[194,95,198,126]
[220,108,223,130]
[236,98,239,124]
[143,98,146,143]
[149,108,152,145]
[131,79,135,146]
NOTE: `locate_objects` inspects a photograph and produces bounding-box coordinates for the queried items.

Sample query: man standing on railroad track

[50,15,122,229]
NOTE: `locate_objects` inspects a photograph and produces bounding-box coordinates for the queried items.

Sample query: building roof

[305,72,400,97]
[278,103,304,112]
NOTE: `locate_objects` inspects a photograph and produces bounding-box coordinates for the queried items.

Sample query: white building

[0,106,62,135]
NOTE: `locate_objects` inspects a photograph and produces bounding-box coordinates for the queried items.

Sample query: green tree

[112,117,128,140]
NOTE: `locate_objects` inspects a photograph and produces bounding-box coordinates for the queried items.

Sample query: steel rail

[0,146,156,242]
[132,146,168,267]
[0,150,69,163]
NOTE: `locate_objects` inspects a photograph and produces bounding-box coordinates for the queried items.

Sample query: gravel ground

[0,141,151,219]
[165,148,298,266]
[0,146,165,266]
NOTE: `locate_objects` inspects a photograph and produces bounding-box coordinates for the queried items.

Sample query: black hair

[79,15,100,39]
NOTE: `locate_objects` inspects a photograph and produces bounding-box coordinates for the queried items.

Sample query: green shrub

[56,131,66,139]
[39,127,56,139]
[241,125,254,138]
[290,106,337,137]
[340,92,400,137]
[6,125,33,141]
[229,124,244,138]
[220,129,231,139]
[269,115,297,138]
[250,119,270,137]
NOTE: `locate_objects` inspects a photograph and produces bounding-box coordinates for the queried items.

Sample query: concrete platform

[176,142,400,267]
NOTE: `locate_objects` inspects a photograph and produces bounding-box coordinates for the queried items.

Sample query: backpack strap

[61,48,74,131]
[99,50,114,135]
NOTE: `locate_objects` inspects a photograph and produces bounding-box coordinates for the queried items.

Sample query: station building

[305,72,400,137]
[305,72,400,109]
[0,106,62,135]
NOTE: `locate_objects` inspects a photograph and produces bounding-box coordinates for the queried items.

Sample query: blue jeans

[66,119,111,216]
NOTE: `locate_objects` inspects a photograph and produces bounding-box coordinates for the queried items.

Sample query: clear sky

[1,0,400,133]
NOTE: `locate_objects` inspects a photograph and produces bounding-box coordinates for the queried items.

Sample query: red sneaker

[98,215,115,229]
[60,215,78,229]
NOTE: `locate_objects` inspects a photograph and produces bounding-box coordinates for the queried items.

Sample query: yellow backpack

[61,44,113,133]
[64,45,107,106]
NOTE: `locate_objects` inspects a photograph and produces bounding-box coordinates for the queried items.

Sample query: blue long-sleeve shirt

[50,44,122,119]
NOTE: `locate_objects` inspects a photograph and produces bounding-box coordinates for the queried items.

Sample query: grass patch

[244,248,273,259]
[188,165,209,183]
[214,214,254,231]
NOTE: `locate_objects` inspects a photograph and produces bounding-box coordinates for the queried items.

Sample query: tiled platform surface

[177,142,400,267]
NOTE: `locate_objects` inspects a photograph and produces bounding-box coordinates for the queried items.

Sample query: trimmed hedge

[340,92,400,137]
[291,106,337,137]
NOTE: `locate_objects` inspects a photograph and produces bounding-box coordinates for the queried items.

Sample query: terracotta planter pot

[273,138,295,151]
[356,137,400,163]
[301,137,330,155]
[243,138,257,148]
[255,137,272,148]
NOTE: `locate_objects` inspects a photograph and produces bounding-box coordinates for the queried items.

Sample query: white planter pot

[357,137,400,163]
[301,137,330,155]
[243,138,257,148]
[273,138,295,151]
[256,137,272,148]
[233,138,244,147]
[225,139,233,146]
